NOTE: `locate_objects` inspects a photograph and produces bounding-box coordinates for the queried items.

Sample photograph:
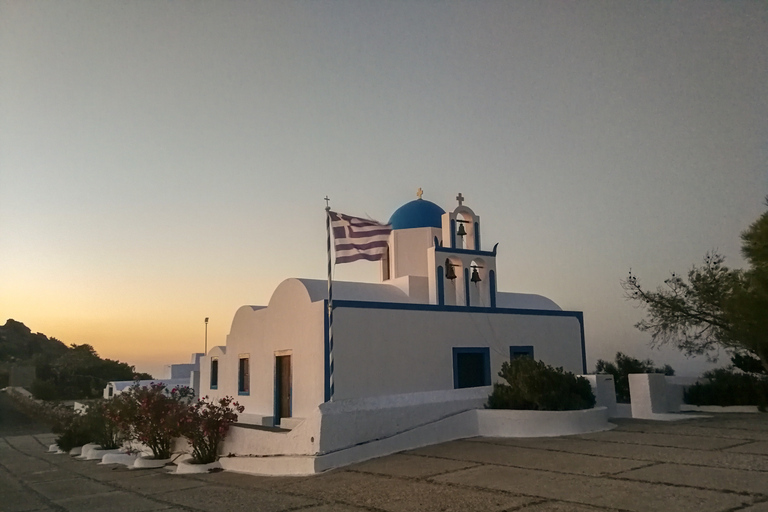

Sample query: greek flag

[329,211,392,263]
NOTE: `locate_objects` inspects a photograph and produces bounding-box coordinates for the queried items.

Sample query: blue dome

[388,199,445,230]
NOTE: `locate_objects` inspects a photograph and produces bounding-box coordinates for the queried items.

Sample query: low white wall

[476,407,610,437]
[317,386,490,454]
[629,373,668,418]
[581,374,617,417]
[218,386,613,476]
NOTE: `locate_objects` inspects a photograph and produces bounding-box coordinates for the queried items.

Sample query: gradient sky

[1,1,766,378]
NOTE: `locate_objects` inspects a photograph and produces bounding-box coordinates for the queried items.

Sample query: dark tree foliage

[595,352,674,403]
[622,199,768,373]
[2,320,148,400]
[685,368,768,409]
[487,358,595,411]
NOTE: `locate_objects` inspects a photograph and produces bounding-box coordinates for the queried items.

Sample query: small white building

[200,193,587,474]
[103,353,202,399]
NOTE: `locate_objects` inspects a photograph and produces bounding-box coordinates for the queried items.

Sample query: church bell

[456,222,467,237]
[471,267,481,283]
[445,259,457,280]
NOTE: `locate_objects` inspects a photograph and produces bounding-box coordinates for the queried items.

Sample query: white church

[200,192,588,475]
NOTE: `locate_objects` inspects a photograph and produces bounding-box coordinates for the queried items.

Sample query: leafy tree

[595,352,674,403]
[622,199,768,373]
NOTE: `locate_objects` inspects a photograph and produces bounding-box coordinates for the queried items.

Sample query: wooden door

[275,355,291,419]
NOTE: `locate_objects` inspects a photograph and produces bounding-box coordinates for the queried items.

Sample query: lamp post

[204,317,209,354]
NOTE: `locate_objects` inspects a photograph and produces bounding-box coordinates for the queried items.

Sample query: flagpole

[324,197,334,401]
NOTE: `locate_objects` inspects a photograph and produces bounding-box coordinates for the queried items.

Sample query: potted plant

[178,396,244,471]
[120,382,194,465]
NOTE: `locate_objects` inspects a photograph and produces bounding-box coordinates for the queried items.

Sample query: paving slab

[573,430,747,450]
[519,501,621,512]
[409,439,651,476]
[159,484,320,512]
[725,441,768,455]
[19,467,81,483]
[617,462,768,495]
[28,476,114,500]
[432,464,754,512]
[113,472,206,495]
[3,489,53,512]
[69,463,162,482]
[54,490,170,512]
[614,422,768,441]
[483,436,768,471]
[182,470,302,491]
[299,505,385,512]
[282,469,535,512]
[4,435,50,453]
[738,501,768,512]
[348,453,480,478]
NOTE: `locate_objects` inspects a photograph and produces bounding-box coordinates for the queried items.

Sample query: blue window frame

[210,358,219,389]
[510,345,534,360]
[452,347,491,389]
[238,357,250,395]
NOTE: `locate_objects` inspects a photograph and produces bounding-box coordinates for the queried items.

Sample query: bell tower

[427,193,498,308]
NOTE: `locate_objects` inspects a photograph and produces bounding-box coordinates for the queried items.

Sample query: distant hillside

[0,319,68,362]
[0,319,151,399]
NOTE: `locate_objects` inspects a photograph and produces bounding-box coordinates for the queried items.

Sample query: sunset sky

[1,1,766,377]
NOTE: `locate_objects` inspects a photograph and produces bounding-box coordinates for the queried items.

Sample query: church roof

[388,198,445,230]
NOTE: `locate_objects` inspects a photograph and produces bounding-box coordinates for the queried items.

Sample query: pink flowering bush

[180,396,244,464]
[119,383,194,460]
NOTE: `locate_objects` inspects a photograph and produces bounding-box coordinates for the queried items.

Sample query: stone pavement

[1,413,767,512]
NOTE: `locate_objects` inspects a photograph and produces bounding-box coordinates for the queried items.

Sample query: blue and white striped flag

[329,211,392,264]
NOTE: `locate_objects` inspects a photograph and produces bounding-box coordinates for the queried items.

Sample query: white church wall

[388,275,430,303]
[390,227,440,279]
[198,280,326,421]
[330,305,584,401]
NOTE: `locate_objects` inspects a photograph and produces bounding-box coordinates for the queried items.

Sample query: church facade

[199,193,586,473]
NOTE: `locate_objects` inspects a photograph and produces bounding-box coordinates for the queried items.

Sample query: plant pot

[77,443,101,460]
[68,446,83,456]
[133,454,172,469]
[85,448,122,461]
[100,451,138,466]
[174,458,222,474]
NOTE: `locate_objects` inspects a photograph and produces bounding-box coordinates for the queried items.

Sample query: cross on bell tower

[456,193,464,206]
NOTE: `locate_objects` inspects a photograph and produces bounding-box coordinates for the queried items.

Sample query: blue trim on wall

[452,347,491,388]
[474,222,480,250]
[435,245,495,257]
[489,270,496,308]
[273,358,279,422]
[577,311,587,373]
[510,345,534,360]
[464,267,470,306]
[437,266,445,306]
[331,299,584,320]
[323,299,330,402]
[450,219,456,248]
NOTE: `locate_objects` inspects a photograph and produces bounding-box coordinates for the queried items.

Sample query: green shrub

[685,368,768,409]
[30,379,60,401]
[84,400,129,450]
[487,358,595,411]
[55,413,92,452]
[595,352,674,403]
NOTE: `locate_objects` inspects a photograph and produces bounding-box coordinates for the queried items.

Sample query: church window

[452,347,490,389]
[510,346,534,360]
[210,358,219,389]
[238,356,250,395]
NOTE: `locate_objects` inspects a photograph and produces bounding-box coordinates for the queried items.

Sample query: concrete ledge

[477,407,613,437]
[219,407,614,476]
[219,454,316,476]
[681,404,761,413]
